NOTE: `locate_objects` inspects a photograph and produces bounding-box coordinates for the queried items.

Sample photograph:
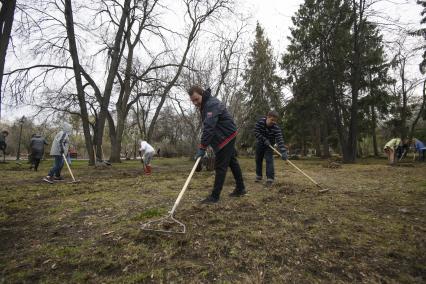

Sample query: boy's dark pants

[255,142,274,180]
[48,155,64,177]
[0,142,6,162]
[32,158,41,171]
[211,139,245,199]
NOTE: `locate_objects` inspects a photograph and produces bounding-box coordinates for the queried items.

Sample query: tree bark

[95,0,131,159]
[107,112,120,162]
[322,117,330,158]
[371,105,379,157]
[409,79,426,139]
[401,59,408,139]
[0,0,16,119]
[110,136,122,162]
[64,0,95,165]
[314,123,321,157]
[347,0,365,163]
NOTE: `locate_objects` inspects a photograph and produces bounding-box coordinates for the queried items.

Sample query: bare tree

[0,0,16,119]
[389,36,423,140]
[64,0,95,165]
[145,0,233,142]
[409,79,426,139]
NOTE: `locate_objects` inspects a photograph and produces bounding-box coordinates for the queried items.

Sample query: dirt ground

[0,157,425,283]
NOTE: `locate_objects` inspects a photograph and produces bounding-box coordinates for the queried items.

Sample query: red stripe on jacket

[218,130,238,149]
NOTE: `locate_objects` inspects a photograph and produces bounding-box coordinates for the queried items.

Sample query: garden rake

[269,146,329,193]
[141,156,202,234]
[62,153,80,184]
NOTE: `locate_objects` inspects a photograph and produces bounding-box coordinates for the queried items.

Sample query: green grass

[0,157,425,283]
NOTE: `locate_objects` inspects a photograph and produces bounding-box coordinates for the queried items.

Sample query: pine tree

[241,23,283,145]
[282,0,392,161]
[416,0,426,73]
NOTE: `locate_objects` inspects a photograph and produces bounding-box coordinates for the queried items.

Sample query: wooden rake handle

[269,145,328,192]
[170,157,202,215]
[62,153,76,182]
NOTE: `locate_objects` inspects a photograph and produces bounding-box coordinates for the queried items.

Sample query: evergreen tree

[282,0,392,161]
[241,23,283,145]
[415,0,426,73]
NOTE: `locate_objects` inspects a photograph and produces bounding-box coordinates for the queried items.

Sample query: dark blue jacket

[254,117,286,153]
[30,135,48,159]
[200,88,237,153]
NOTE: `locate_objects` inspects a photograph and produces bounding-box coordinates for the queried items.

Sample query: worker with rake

[0,130,9,162]
[383,137,401,165]
[43,123,72,183]
[412,138,426,162]
[254,110,288,187]
[189,85,246,203]
[140,140,155,175]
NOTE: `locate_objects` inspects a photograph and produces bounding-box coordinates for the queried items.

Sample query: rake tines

[140,157,202,234]
[141,213,186,234]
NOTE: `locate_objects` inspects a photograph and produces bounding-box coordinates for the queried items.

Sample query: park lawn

[0,157,425,283]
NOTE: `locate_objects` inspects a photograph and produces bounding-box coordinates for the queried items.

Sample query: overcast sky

[1,0,424,122]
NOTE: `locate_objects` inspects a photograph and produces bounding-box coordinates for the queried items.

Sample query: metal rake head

[316,184,329,193]
[141,213,186,234]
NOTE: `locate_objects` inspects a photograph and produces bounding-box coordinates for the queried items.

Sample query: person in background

[140,140,155,175]
[0,130,9,162]
[396,139,409,161]
[383,137,401,165]
[254,110,288,187]
[29,133,48,171]
[412,138,426,162]
[43,123,72,183]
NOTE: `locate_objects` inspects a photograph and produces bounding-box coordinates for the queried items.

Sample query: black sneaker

[266,179,274,187]
[229,189,247,197]
[255,176,262,183]
[54,176,64,181]
[200,195,219,204]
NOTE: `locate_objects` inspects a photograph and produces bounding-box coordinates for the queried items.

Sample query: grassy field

[0,157,425,283]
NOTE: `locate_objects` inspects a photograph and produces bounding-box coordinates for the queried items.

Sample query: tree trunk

[109,112,127,163]
[409,79,426,139]
[371,105,379,157]
[301,134,308,156]
[107,112,121,163]
[314,123,321,157]
[328,73,350,161]
[108,31,136,162]
[346,0,365,163]
[357,140,363,158]
[110,135,122,163]
[401,64,408,140]
[95,0,131,157]
[322,118,330,158]
[64,0,95,165]
[0,0,16,119]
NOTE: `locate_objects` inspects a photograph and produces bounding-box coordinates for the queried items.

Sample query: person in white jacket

[43,123,72,183]
[139,140,155,175]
